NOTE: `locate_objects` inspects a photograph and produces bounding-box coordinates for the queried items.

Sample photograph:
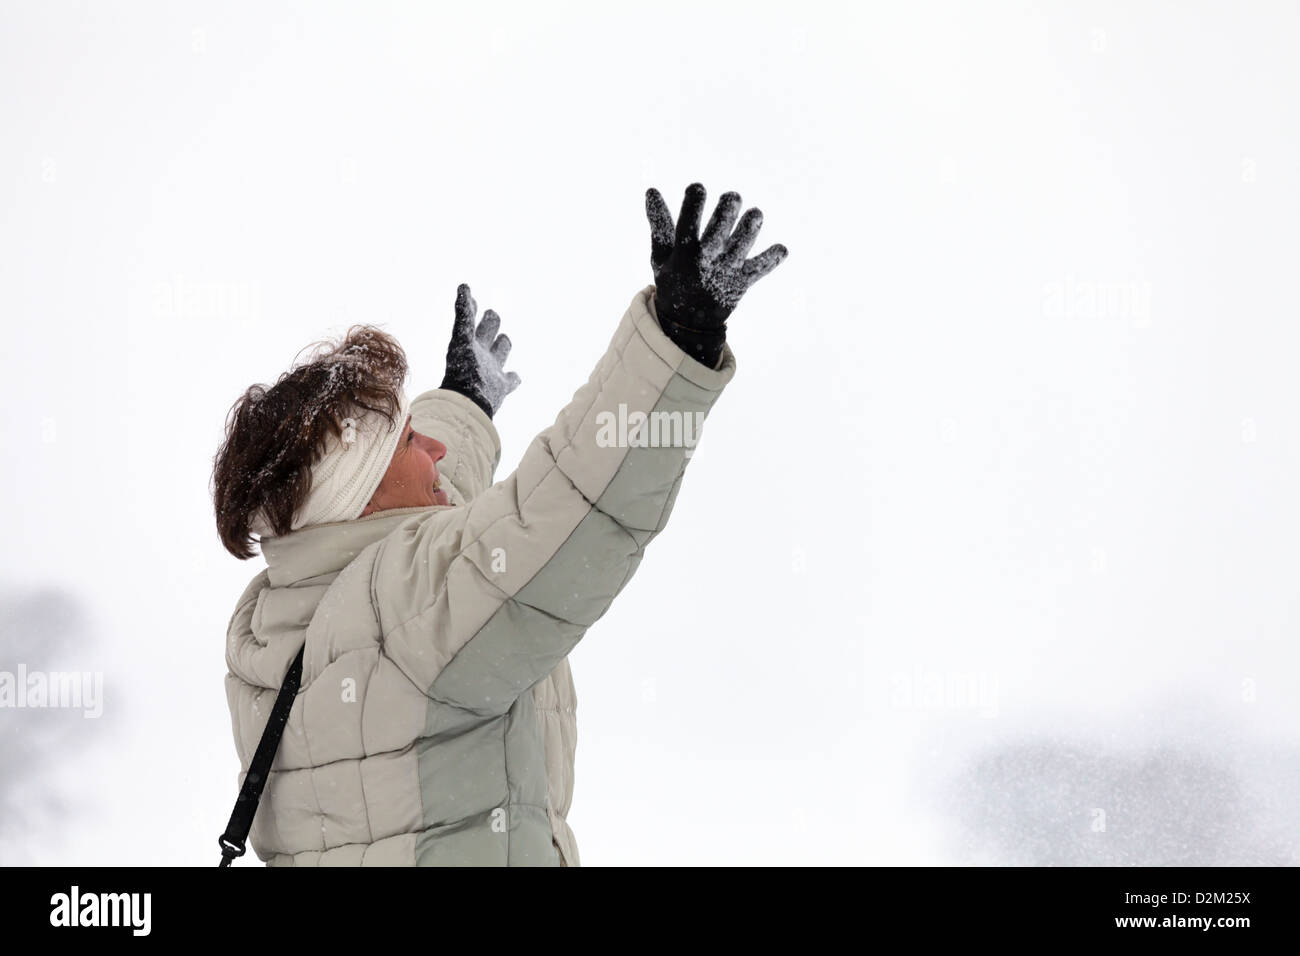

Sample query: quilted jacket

[224,285,736,865]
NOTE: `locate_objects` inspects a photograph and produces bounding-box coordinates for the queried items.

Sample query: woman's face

[360,415,450,515]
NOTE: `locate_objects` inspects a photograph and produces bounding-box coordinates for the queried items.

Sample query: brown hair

[211,325,408,559]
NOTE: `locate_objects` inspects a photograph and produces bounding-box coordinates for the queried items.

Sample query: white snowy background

[2,0,1298,865]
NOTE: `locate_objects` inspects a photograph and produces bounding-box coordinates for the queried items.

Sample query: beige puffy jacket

[224,285,736,865]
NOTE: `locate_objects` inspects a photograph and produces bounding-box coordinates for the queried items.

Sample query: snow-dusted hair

[211,325,408,559]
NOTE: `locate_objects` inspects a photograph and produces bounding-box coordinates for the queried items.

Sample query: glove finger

[721,207,763,267]
[700,191,742,258]
[674,182,707,248]
[504,371,522,394]
[453,283,476,340]
[741,243,789,285]
[475,309,501,346]
[490,332,512,363]
[645,187,675,271]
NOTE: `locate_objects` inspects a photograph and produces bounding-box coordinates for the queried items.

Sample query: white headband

[251,388,411,539]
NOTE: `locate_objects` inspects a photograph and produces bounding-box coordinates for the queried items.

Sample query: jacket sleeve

[409,387,502,505]
[370,285,736,716]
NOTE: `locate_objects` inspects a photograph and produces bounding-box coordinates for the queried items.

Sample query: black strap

[218,645,305,866]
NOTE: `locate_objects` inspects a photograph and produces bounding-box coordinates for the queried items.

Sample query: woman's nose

[419,434,447,463]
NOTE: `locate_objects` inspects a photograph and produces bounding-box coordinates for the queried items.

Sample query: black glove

[645,182,788,368]
[439,283,521,419]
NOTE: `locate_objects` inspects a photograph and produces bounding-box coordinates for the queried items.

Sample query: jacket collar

[260,505,441,587]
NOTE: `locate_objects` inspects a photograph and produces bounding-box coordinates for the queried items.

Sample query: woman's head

[212,324,411,559]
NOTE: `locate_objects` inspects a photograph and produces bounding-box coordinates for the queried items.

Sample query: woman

[212,183,787,865]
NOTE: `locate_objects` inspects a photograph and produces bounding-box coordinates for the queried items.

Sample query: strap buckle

[218,834,247,866]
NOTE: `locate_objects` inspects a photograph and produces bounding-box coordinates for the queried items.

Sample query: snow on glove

[439,283,521,419]
[645,182,789,368]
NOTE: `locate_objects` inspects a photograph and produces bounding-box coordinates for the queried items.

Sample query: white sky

[1,0,1297,865]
